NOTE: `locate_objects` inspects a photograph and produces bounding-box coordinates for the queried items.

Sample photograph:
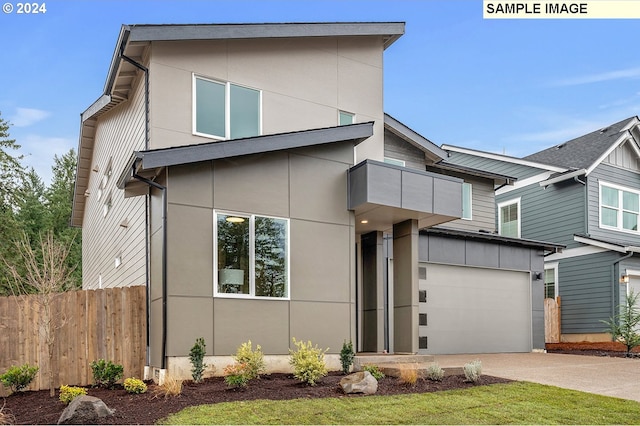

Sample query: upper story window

[462,182,472,220]
[498,197,520,238]
[215,211,289,299]
[383,157,405,167]
[600,182,639,232]
[339,110,355,126]
[194,75,261,140]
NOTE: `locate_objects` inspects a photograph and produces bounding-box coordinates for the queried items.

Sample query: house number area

[2,2,47,14]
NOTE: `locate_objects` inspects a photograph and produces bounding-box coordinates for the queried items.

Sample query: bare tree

[3,231,76,396]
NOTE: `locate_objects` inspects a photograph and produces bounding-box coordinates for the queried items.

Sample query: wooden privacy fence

[544,297,561,343]
[0,286,146,395]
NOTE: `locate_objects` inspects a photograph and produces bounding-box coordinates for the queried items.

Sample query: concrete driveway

[433,352,640,402]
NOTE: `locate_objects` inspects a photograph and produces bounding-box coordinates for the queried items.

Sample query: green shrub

[363,364,385,380]
[233,340,266,380]
[223,363,250,388]
[463,360,482,383]
[123,377,147,394]
[0,364,39,393]
[59,385,87,404]
[90,359,124,388]
[189,337,207,383]
[339,340,355,374]
[288,338,328,386]
[426,363,445,381]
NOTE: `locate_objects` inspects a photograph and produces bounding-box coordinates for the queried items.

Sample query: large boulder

[57,395,114,425]
[339,370,378,395]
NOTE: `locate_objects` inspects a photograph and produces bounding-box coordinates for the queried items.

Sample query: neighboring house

[72,22,560,380]
[443,116,640,342]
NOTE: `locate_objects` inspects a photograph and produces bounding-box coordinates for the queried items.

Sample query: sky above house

[2,0,640,184]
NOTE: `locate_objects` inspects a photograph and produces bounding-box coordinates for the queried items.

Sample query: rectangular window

[498,198,521,238]
[383,157,406,167]
[462,182,472,220]
[194,75,261,140]
[600,182,640,232]
[339,110,354,126]
[544,263,558,299]
[215,212,289,298]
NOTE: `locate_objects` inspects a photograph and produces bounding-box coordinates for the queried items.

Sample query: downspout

[133,169,169,371]
[612,251,634,331]
[120,52,152,365]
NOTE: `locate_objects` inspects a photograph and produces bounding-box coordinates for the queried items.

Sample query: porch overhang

[348,160,463,233]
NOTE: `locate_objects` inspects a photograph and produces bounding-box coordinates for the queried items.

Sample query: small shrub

[154,375,182,398]
[398,367,418,386]
[339,340,355,374]
[233,340,266,380]
[463,360,482,383]
[426,363,445,381]
[123,377,147,394]
[288,338,328,386]
[90,359,124,388]
[189,337,207,383]
[223,363,250,388]
[59,385,87,404]
[0,364,39,393]
[362,364,385,380]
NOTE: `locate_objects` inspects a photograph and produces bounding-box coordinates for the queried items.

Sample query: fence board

[0,286,146,396]
[544,297,561,343]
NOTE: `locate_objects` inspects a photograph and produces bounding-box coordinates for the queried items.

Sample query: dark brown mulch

[2,372,511,425]
[546,341,640,358]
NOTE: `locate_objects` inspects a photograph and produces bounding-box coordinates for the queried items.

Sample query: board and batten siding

[586,162,640,246]
[383,130,426,171]
[82,69,147,290]
[558,251,619,334]
[446,151,548,181]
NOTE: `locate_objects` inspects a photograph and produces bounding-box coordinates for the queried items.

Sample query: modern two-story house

[72,22,560,380]
[444,116,640,342]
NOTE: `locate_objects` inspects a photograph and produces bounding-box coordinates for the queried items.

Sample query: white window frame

[497,197,521,238]
[599,181,640,234]
[213,210,290,300]
[544,262,559,300]
[193,74,262,140]
[462,182,472,220]
[383,157,406,167]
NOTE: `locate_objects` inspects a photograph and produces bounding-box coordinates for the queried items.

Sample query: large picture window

[498,198,520,238]
[194,75,261,140]
[215,212,289,298]
[600,182,639,232]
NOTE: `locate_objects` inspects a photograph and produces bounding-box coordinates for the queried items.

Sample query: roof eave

[384,113,447,161]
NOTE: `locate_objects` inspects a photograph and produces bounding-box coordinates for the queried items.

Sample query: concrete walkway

[433,352,640,402]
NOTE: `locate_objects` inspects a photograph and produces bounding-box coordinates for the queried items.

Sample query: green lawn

[159,382,640,425]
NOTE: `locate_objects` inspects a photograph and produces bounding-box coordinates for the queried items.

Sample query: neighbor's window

[339,110,354,126]
[498,198,520,238]
[215,212,289,298]
[462,182,472,220]
[383,157,406,167]
[600,182,639,232]
[544,263,558,299]
[194,75,261,140]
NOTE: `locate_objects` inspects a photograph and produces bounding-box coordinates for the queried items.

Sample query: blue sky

[2,0,640,184]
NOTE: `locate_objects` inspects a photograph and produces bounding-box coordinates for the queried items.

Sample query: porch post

[360,231,385,352]
[393,219,419,353]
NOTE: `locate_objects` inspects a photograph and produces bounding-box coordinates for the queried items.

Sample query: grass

[158,382,640,425]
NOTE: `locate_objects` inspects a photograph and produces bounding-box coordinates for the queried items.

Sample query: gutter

[539,169,586,188]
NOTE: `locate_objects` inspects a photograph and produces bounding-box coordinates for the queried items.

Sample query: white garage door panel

[420,263,531,354]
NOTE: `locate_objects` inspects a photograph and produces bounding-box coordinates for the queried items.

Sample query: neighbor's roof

[422,227,564,253]
[524,116,639,170]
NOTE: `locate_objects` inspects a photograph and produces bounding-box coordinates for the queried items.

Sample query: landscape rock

[339,370,378,395]
[57,395,114,425]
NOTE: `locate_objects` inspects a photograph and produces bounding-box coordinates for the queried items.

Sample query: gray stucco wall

[418,233,546,350]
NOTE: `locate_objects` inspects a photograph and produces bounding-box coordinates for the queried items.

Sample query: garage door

[419,263,532,354]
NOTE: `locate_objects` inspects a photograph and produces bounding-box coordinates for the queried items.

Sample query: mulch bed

[546,341,640,357]
[2,371,510,425]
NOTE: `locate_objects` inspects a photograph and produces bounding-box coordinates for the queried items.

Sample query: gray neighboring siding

[446,151,547,180]
[558,251,620,334]
[496,180,585,249]
[383,130,426,171]
[587,163,640,246]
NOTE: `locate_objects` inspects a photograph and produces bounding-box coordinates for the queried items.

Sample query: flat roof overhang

[348,160,463,234]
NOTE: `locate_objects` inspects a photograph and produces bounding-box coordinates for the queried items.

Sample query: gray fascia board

[384,113,447,160]
[104,25,131,94]
[117,152,143,190]
[422,227,565,253]
[81,94,112,122]
[432,161,517,184]
[137,122,373,171]
[127,22,405,48]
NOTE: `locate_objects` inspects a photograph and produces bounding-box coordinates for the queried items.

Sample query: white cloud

[18,134,75,185]
[10,107,51,127]
[552,67,640,87]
